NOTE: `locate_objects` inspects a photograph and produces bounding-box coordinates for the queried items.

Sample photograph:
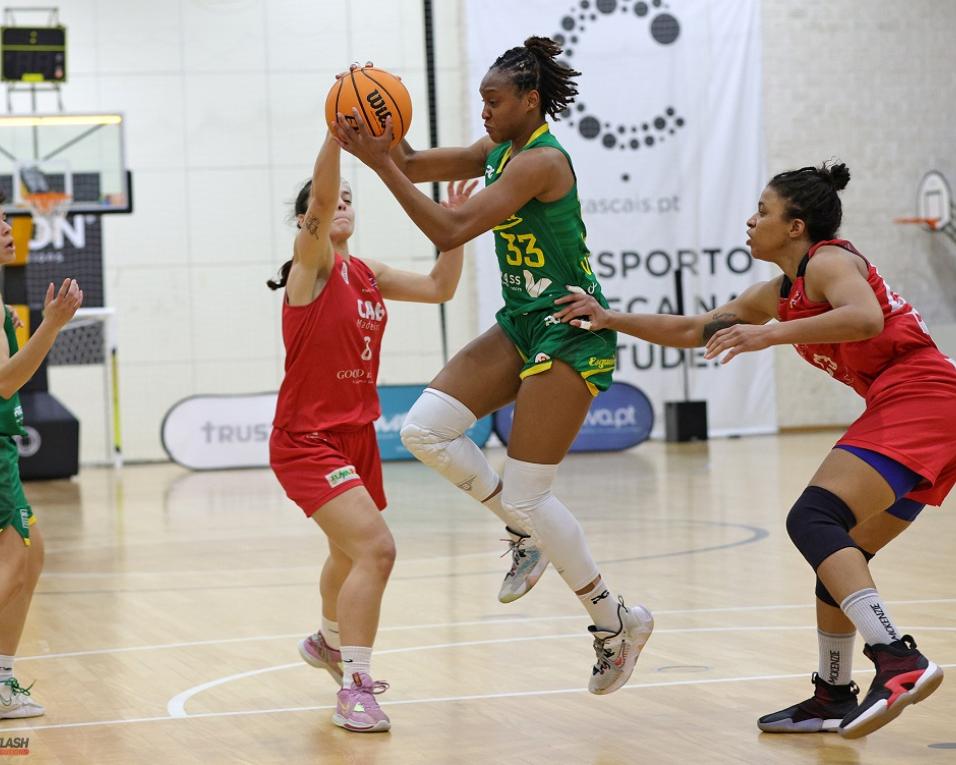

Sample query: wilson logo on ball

[325,65,413,147]
[365,89,391,128]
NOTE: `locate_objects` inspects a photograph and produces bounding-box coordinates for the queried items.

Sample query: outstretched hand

[552,290,611,331]
[5,305,23,330]
[42,278,83,330]
[331,109,394,171]
[703,323,774,364]
[441,179,479,210]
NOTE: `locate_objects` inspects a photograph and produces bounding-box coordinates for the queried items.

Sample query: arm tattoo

[702,312,744,342]
[303,214,322,239]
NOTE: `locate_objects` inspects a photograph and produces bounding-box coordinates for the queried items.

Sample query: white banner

[465,0,775,436]
[161,394,275,470]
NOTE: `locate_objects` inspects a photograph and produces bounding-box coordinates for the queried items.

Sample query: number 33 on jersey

[485,124,606,315]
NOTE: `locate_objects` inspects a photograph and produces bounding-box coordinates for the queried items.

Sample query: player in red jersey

[553,162,952,738]
[268,128,475,733]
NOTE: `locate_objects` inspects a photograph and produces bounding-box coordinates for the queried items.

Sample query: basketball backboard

[917,170,952,230]
[0,112,130,216]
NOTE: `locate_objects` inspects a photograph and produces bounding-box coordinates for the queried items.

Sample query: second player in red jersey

[553,162,952,738]
[268,109,476,733]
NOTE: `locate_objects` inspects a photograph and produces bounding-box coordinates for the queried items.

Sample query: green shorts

[0,436,33,545]
[496,306,617,396]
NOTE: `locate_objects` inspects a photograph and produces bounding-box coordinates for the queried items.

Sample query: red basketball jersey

[777,239,955,396]
[273,253,387,432]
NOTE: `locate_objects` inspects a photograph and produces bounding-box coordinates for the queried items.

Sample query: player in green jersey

[334,37,652,694]
[0,199,84,719]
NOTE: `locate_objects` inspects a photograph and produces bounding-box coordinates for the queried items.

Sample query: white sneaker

[587,597,654,695]
[0,677,45,719]
[498,526,549,603]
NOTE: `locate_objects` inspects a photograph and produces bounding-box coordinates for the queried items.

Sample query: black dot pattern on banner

[651,13,680,44]
[553,1,685,180]
[573,103,685,152]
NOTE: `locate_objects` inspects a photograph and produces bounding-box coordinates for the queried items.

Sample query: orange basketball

[325,66,412,148]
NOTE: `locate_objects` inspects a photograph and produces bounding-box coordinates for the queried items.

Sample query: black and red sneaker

[839,634,944,739]
[758,673,859,733]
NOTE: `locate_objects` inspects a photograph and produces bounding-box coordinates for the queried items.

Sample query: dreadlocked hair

[491,36,580,120]
[768,161,851,242]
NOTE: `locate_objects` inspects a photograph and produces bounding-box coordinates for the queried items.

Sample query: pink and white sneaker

[298,632,343,686]
[332,672,391,732]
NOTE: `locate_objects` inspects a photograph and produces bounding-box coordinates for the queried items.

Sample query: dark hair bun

[523,36,562,58]
[823,162,850,191]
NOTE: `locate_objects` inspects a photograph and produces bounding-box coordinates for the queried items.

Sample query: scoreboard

[1,26,66,83]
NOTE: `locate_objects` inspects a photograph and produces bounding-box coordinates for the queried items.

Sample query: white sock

[341,645,373,687]
[840,588,901,646]
[501,458,599,591]
[0,655,12,682]
[817,629,855,685]
[577,580,621,634]
[483,490,530,535]
[321,617,341,650]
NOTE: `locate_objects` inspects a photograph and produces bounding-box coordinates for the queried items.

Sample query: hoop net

[24,191,72,219]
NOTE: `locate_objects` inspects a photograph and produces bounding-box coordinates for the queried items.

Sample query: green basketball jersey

[484,124,607,316]
[0,306,26,437]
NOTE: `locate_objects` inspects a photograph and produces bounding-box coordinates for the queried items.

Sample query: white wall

[28,0,479,462]
[18,0,956,460]
[763,0,956,427]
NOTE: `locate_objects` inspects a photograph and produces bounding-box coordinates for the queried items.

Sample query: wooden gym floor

[4,432,955,764]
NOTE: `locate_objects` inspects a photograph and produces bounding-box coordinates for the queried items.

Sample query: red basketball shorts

[838,354,956,507]
[270,423,387,516]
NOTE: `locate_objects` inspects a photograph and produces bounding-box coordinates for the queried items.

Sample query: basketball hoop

[24,190,71,221]
[893,216,941,231]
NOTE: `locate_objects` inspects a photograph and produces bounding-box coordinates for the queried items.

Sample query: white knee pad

[500,457,599,591]
[400,388,499,502]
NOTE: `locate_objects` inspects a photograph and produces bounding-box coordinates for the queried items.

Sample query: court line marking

[18,598,956,663]
[37,519,768,588]
[165,625,956,718]
[38,551,506,578]
[3,661,954,734]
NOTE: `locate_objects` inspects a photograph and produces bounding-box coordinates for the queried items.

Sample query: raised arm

[0,279,83,399]
[335,113,559,251]
[390,136,494,183]
[553,278,782,349]
[364,180,479,303]
[285,133,342,306]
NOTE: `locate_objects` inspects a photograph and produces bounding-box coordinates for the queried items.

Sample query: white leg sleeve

[500,457,599,591]
[401,388,519,527]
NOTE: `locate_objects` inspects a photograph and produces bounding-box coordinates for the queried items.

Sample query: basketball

[325,66,412,147]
